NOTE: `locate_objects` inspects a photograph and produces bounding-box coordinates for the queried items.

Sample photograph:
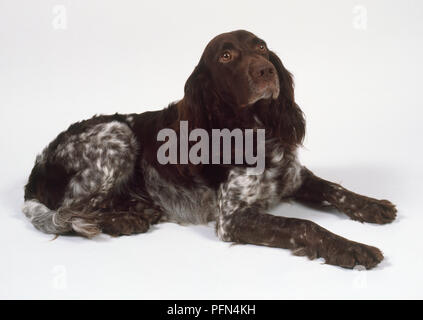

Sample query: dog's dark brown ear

[256,50,306,148]
[268,50,295,105]
[184,64,204,107]
[182,63,226,130]
[179,64,207,130]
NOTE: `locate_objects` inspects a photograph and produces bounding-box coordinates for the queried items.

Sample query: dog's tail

[22,199,100,237]
[23,160,101,238]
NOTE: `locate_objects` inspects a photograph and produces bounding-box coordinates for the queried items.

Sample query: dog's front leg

[294,168,397,224]
[216,170,384,269]
[217,206,383,269]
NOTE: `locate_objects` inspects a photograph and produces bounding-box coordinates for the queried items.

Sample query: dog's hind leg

[89,189,163,237]
[96,201,163,237]
[293,167,397,224]
[24,163,163,238]
[24,119,162,238]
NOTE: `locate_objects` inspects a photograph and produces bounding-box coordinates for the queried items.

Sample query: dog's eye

[258,44,266,51]
[219,51,232,63]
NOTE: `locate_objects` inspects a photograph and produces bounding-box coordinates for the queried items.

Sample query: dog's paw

[324,240,384,269]
[347,198,397,224]
[333,191,397,224]
[99,213,150,237]
[292,239,384,269]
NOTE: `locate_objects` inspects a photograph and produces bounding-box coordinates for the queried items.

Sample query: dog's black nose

[251,63,276,81]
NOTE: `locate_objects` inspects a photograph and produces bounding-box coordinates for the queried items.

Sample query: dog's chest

[218,147,302,214]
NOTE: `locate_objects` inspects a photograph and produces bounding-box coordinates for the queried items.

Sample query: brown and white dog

[23,30,397,269]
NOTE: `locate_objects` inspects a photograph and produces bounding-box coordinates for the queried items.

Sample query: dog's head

[197,30,281,106]
[182,30,305,147]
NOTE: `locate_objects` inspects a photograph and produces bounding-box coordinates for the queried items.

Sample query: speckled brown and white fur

[24,118,140,236]
[23,114,303,236]
[216,145,302,241]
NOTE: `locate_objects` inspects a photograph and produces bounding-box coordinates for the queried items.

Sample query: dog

[23,30,397,269]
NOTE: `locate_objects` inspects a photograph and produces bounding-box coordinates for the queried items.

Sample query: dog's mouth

[247,79,280,105]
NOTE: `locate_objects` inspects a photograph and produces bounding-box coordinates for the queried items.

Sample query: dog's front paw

[348,198,397,224]
[324,240,384,269]
[292,238,384,269]
[334,192,397,224]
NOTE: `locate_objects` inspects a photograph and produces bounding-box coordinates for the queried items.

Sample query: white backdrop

[1,0,422,299]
